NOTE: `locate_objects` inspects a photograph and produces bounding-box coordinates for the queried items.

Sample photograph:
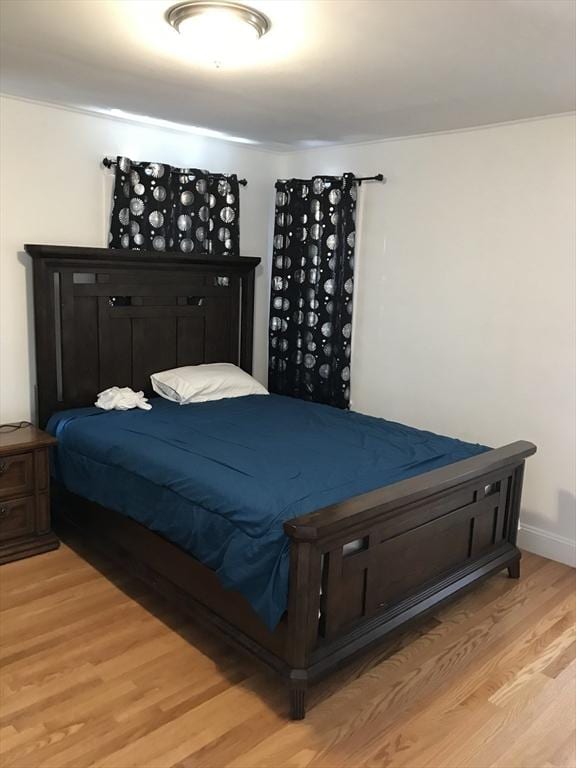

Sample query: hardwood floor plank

[543,638,576,679]
[227,562,572,768]
[549,727,576,768]
[305,578,576,768]
[489,663,576,768]
[177,707,285,768]
[0,545,573,768]
[417,656,576,768]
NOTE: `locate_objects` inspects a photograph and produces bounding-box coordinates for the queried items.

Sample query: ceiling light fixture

[166,1,271,66]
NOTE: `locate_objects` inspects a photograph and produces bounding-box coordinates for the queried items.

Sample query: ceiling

[1,0,574,149]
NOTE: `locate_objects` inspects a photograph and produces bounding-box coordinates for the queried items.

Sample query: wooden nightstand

[0,426,59,565]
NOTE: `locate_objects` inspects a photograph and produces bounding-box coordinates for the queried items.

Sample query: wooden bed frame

[27,244,536,720]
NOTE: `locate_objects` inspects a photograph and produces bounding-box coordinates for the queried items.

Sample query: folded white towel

[95,387,152,411]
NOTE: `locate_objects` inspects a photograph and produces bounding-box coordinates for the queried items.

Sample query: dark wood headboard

[26,245,260,427]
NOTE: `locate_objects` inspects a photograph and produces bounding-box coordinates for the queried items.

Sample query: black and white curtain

[268,174,357,409]
[109,156,239,256]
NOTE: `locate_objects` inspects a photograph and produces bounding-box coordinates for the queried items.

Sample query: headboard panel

[27,245,260,427]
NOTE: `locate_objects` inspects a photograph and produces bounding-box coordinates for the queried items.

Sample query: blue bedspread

[48,395,488,629]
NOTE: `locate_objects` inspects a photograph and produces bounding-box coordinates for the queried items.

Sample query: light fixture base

[166,1,271,39]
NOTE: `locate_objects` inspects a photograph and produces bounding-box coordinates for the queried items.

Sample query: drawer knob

[0,461,8,475]
[0,507,9,519]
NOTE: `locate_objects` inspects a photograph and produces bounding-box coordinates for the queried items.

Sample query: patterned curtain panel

[268,174,357,409]
[109,156,240,256]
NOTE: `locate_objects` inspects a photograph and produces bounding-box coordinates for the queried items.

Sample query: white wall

[281,115,576,565]
[1,97,574,566]
[0,95,278,420]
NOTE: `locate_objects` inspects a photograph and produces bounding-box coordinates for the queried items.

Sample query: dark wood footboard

[282,440,536,718]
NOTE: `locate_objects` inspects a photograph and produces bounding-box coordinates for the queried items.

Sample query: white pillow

[150,363,268,405]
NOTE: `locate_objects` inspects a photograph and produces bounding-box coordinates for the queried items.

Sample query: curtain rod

[102,157,248,186]
[276,173,386,187]
[357,174,386,185]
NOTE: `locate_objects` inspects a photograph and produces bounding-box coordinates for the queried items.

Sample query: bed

[28,244,536,719]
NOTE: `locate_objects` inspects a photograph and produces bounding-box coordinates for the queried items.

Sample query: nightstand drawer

[0,496,36,542]
[0,453,34,500]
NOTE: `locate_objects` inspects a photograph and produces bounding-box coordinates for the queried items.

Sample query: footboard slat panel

[310,546,516,678]
[284,443,536,715]
[316,464,518,638]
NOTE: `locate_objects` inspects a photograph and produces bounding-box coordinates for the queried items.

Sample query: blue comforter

[48,395,488,628]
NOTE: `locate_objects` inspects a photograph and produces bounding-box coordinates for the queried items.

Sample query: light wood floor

[0,545,574,768]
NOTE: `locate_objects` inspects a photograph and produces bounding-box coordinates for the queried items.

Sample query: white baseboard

[518,524,576,568]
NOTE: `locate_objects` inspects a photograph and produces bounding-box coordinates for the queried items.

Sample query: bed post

[240,267,256,375]
[506,461,525,579]
[507,561,521,579]
[284,538,322,719]
[288,670,308,720]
